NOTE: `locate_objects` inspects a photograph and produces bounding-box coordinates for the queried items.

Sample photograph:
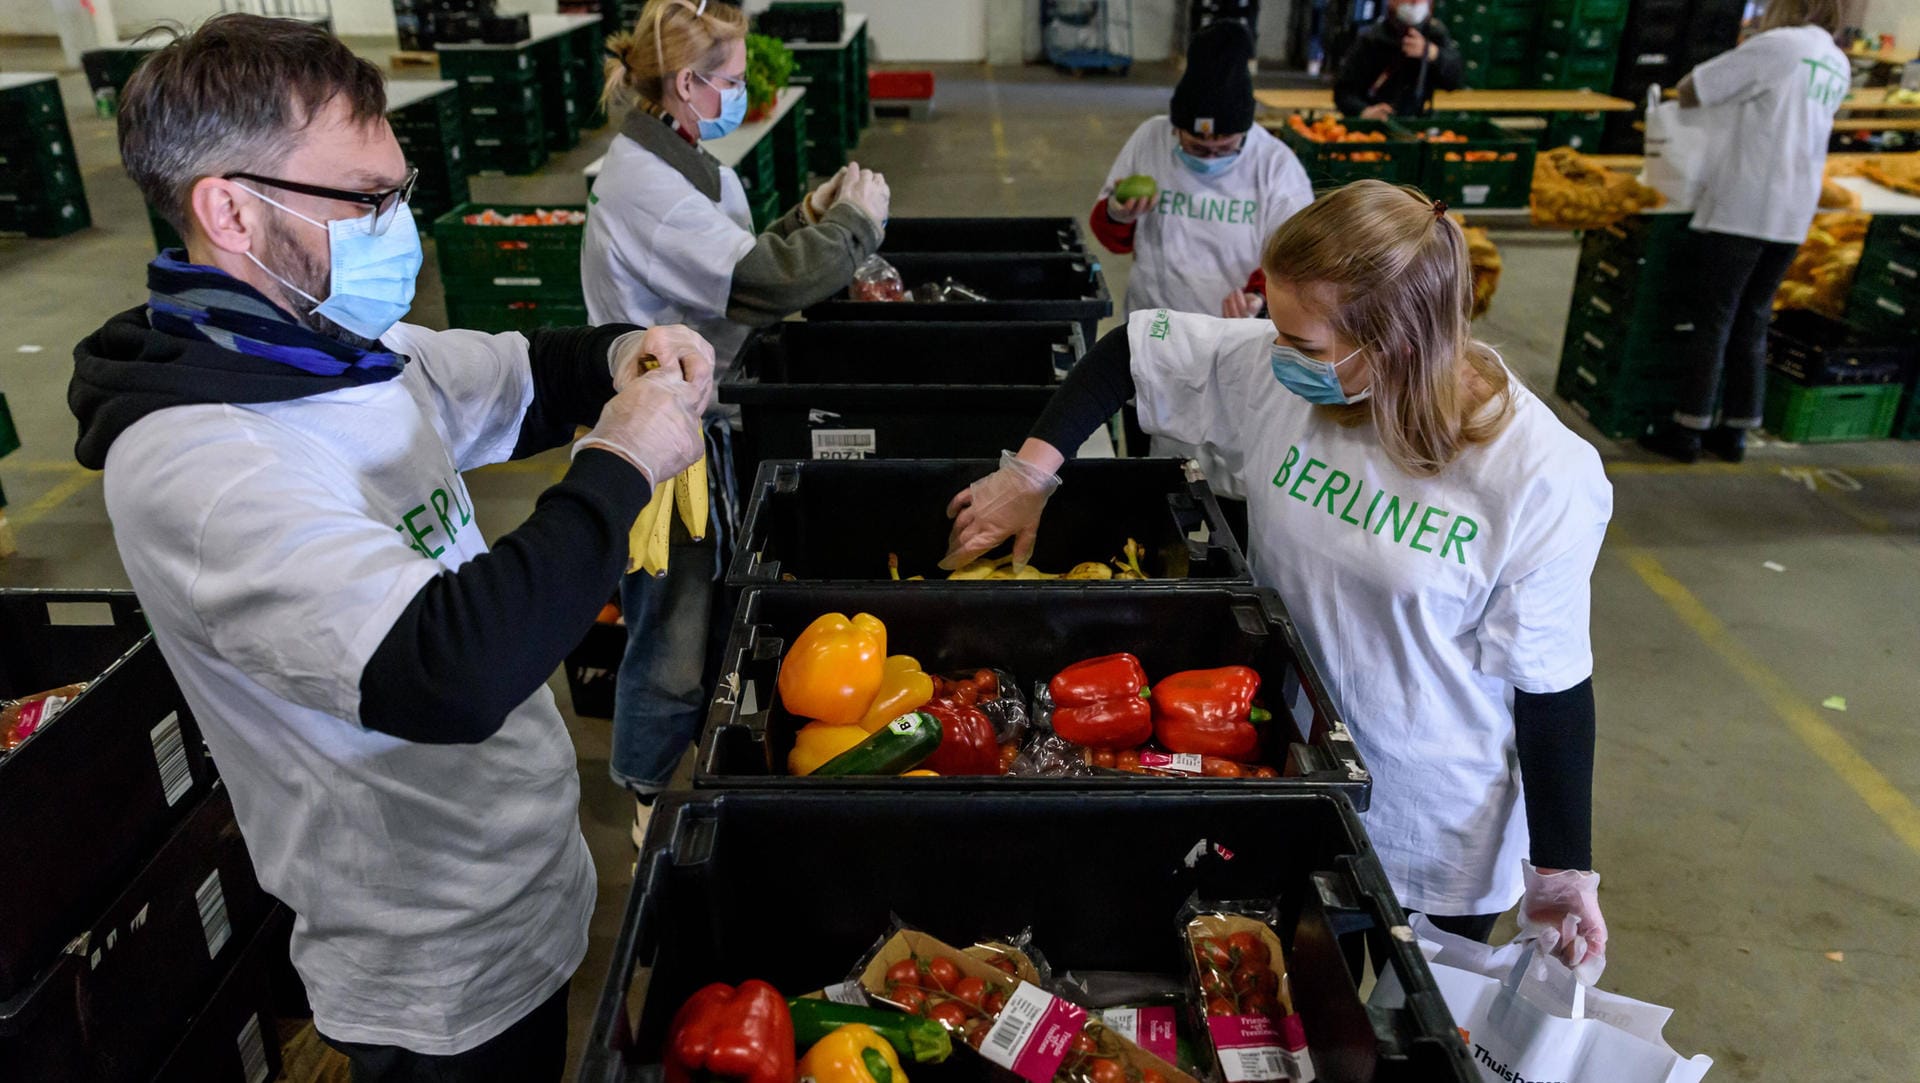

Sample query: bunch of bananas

[628,456,708,576]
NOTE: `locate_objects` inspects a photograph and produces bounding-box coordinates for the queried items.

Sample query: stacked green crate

[1553,213,1691,438]
[787,21,861,177]
[391,86,471,235]
[736,137,783,231]
[1408,115,1536,208]
[433,204,588,333]
[1277,118,1422,192]
[1846,215,1920,341]
[772,91,811,211]
[0,76,90,238]
[531,32,582,152]
[437,48,548,175]
[1448,0,1539,90]
[851,20,871,134]
[571,23,608,130]
[1534,0,1626,91]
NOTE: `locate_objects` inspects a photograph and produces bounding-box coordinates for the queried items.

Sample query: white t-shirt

[1102,118,1314,498]
[583,130,758,368]
[1689,25,1849,244]
[1128,309,1613,914]
[103,323,595,1056]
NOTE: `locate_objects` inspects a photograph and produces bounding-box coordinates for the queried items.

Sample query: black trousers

[322,981,570,1083]
[1672,228,1801,430]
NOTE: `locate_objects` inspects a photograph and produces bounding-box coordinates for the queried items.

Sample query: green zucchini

[787,998,953,1064]
[811,711,943,777]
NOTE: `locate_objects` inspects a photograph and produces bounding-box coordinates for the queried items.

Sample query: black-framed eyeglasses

[224,167,420,236]
[1178,136,1246,159]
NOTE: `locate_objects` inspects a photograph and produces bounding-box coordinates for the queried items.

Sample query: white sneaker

[632,797,652,850]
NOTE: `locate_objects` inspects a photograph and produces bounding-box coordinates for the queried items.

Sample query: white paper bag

[1641,85,1721,210]
[1410,915,1714,1083]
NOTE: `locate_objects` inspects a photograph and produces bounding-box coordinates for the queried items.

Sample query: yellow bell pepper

[799,1024,908,1083]
[778,613,887,725]
[856,655,935,732]
[788,721,869,776]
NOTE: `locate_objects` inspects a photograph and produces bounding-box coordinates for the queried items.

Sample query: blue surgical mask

[240,184,422,341]
[1175,146,1242,176]
[1271,342,1370,405]
[695,73,749,140]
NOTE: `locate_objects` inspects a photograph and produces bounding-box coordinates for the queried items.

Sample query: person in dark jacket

[1334,1,1464,119]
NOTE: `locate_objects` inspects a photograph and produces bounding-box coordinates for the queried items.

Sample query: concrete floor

[3,43,1920,1082]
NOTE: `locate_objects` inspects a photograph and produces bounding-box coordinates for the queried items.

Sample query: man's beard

[259,218,384,352]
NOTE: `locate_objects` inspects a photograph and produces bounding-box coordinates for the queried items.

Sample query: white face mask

[1395,3,1431,24]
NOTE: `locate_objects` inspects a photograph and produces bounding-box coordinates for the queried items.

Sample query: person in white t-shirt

[1091,21,1314,537]
[945,181,1615,979]
[68,17,709,1080]
[1640,0,1848,464]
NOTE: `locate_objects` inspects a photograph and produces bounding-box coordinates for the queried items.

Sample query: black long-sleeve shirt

[1333,16,1465,118]
[1031,327,1595,869]
[359,323,649,743]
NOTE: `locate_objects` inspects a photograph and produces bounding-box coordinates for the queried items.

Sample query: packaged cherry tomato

[962,929,1049,987]
[0,683,87,752]
[851,255,907,302]
[1179,898,1315,1082]
[853,921,1200,1083]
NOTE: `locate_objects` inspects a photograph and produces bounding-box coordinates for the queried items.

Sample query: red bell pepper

[922,698,1000,775]
[1049,653,1153,750]
[1151,666,1270,761]
[664,980,795,1083]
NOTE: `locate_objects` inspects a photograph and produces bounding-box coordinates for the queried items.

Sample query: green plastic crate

[1452,5,1539,37]
[432,203,586,296]
[1277,118,1423,191]
[1846,252,1919,339]
[1536,49,1617,91]
[1463,55,1531,90]
[0,194,89,237]
[1410,116,1536,208]
[1538,18,1622,52]
[446,297,589,335]
[1894,386,1920,440]
[1764,378,1902,442]
[467,128,548,175]
[1541,0,1628,22]
[436,48,538,86]
[1543,111,1606,151]
[1867,215,1920,260]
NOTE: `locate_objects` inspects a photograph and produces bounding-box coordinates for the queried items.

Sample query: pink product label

[1099,1008,1179,1064]
[982,982,1089,1083]
[11,696,67,742]
[1138,751,1204,775]
[1208,1013,1281,1051]
[1278,1014,1308,1054]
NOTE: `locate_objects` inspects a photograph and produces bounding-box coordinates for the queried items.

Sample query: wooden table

[1254,88,1634,114]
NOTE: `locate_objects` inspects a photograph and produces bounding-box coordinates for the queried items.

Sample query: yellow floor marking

[8,469,99,527]
[1620,545,1920,857]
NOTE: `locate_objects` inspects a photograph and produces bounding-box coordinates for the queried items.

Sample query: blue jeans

[609,422,738,796]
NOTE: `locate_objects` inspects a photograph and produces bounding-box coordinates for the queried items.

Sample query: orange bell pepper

[856,655,935,732]
[778,613,887,725]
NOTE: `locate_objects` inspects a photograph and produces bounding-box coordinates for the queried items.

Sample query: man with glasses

[69,14,709,1081]
[1088,21,1312,543]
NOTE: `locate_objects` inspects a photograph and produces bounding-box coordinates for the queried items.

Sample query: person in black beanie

[1089,21,1313,545]
[1335,0,1463,119]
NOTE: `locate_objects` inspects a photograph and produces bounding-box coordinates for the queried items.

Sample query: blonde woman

[581,0,889,835]
[945,181,1615,976]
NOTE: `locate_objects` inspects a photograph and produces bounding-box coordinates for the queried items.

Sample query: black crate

[578,790,1471,1082]
[755,0,844,42]
[1766,311,1916,387]
[723,321,1078,470]
[149,906,292,1083]
[0,785,269,1083]
[805,253,1113,345]
[698,583,1369,802]
[730,457,1248,587]
[483,11,530,41]
[880,216,1087,256]
[0,591,216,999]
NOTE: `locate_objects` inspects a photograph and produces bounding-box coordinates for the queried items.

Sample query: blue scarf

[145,248,405,381]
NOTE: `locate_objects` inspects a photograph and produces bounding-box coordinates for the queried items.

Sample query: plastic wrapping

[911,277,993,303]
[852,254,907,302]
[1179,897,1315,1082]
[0,683,87,753]
[1013,685,1278,780]
[962,929,1050,987]
[926,669,1029,775]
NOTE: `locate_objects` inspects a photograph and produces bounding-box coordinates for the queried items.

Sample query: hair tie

[1431,198,1449,219]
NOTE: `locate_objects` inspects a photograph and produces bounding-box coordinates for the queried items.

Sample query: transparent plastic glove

[1516,862,1608,985]
[805,166,849,221]
[573,367,703,487]
[940,450,1062,570]
[610,325,716,412]
[836,163,892,227]
[1106,193,1153,225]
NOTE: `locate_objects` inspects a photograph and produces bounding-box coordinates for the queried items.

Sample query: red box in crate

[869,70,934,100]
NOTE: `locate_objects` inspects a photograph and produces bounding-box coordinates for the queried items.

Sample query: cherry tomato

[1195,937,1233,971]
[1142,1070,1166,1083]
[1090,748,1117,769]
[929,1001,971,1031]
[989,956,1019,976]
[998,742,1021,774]
[964,1019,992,1048]
[1201,757,1244,778]
[1241,993,1280,1018]
[1200,974,1230,1000]
[927,957,962,993]
[1205,996,1236,1017]
[1250,765,1279,779]
[974,670,1000,698]
[1228,931,1271,969]
[1090,1059,1126,1083]
[955,976,988,1007]
[1116,749,1142,772]
[1232,967,1277,998]
[887,959,923,989]
[984,990,1008,1015]
[951,683,979,706]
[894,986,928,1013]
[1071,1032,1098,1055]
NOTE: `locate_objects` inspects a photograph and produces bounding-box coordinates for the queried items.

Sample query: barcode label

[1218,1047,1292,1081]
[151,712,193,807]
[979,982,1086,1083]
[196,870,232,958]
[810,428,877,460]
[237,1012,270,1083]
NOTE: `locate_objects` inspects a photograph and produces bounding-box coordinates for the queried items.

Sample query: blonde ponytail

[602,0,748,114]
